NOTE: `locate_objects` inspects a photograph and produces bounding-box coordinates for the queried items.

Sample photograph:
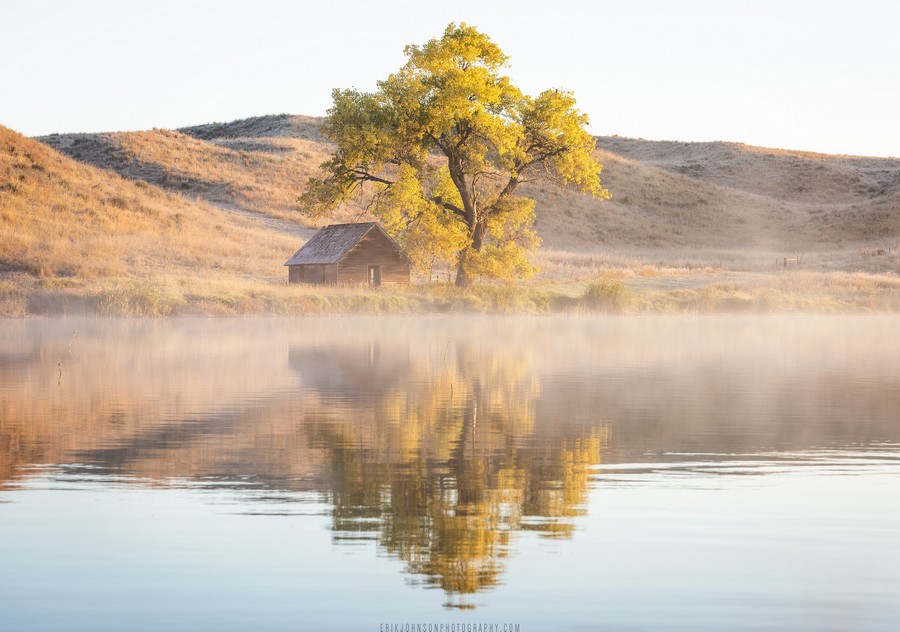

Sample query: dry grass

[580,280,634,313]
[593,136,900,251]
[5,114,900,317]
[40,129,329,223]
[575,269,900,314]
[1,125,297,297]
[40,114,900,261]
[8,267,899,317]
[0,279,26,316]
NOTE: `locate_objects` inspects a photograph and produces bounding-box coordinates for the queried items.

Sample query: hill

[0,124,299,315]
[38,125,327,224]
[180,113,323,142]
[599,136,900,245]
[39,114,900,274]
[4,115,898,315]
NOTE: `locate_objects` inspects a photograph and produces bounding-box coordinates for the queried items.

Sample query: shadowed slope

[39,127,327,223]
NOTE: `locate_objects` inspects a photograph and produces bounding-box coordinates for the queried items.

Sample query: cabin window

[368,265,382,286]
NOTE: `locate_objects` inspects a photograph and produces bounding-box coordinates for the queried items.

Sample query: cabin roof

[283,222,406,266]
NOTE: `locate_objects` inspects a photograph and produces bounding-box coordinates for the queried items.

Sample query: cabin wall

[288,264,338,284]
[337,231,410,285]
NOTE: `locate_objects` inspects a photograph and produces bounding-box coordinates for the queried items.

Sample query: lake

[1,315,899,631]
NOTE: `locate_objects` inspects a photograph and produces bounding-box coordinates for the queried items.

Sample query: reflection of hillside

[3,317,900,603]
[536,366,900,458]
[289,343,410,404]
[0,319,329,488]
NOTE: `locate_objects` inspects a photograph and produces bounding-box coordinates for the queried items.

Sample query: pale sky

[2,0,899,157]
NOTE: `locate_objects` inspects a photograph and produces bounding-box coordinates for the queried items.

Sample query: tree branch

[497,174,519,201]
[349,168,395,186]
[426,132,451,156]
[518,145,569,174]
[431,195,467,219]
[454,124,473,152]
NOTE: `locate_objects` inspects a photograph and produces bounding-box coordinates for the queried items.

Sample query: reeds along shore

[4,269,900,317]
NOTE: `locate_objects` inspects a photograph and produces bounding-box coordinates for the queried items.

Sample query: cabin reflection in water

[289,342,608,605]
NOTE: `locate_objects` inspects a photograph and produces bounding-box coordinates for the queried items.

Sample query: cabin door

[368,265,382,287]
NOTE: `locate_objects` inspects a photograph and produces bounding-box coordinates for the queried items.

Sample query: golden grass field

[1,114,898,316]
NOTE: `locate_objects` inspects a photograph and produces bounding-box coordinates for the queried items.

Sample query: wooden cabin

[284,222,410,285]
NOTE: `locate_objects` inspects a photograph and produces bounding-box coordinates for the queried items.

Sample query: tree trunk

[455,255,471,288]
[454,220,487,288]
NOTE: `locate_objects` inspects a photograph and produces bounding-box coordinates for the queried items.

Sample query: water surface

[1,316,899,631]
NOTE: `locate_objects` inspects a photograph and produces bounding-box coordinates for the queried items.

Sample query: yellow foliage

[301,23,609,286]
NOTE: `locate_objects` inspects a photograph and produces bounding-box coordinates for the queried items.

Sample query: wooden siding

[337,231,410,285]
[288,263,338,284]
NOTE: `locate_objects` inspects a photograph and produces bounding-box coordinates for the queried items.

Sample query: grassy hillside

[599,136,900,247]
[39,127,326,222]
[4,115,898,316]
[39,114,900,274]
[0,125,300,314]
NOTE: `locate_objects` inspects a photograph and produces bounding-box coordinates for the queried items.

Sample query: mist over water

[1,316,899,630]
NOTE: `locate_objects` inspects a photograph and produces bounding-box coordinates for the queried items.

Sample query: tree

[301,23,610,287]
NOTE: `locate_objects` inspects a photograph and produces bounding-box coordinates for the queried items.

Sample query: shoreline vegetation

[3,267,900,317]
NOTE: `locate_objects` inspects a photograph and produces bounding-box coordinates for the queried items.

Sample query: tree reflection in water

[290,340,607,605]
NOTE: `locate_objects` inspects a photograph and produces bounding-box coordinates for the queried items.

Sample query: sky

[2,0,899,157]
